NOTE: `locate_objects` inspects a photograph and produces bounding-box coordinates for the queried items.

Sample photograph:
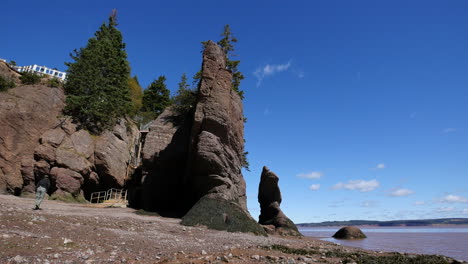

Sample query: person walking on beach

[34,175,50,210]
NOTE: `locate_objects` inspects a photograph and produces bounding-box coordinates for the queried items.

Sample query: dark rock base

[181,196,267,236]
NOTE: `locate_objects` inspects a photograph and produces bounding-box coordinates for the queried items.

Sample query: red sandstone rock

[258,166,302,236]
[50,167,84,195]
[0,85,65,194]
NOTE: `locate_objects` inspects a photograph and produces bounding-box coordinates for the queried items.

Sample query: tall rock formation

[187,40,247,209]
[258,166,301,236]
[0,85,65,194]
[139,41,264,234]
[182,41,263,234]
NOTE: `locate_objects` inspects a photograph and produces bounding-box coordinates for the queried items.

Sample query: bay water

[299,226,468,261]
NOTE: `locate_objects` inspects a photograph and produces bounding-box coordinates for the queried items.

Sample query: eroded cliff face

[258,166,301,236]
[0,81,139,199]
[32,118,139,199]
[138,108,192,216]
[0,85,65,194]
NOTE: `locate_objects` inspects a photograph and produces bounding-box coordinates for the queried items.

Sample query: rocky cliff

[32,117,138,200]
[1,42,295,236]
[0,85,65,194]
[138,108,192,215]
[140,41,264,234]
[0,79,139,199]
[258,166,301,236]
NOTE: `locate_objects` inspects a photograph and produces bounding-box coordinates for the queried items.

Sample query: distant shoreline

[299,224,468,229]
[297,218,468,227]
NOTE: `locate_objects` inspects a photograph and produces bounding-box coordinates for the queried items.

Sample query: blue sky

[2,0,467,223]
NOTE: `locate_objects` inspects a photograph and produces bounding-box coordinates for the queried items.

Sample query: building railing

[90,188,128,204]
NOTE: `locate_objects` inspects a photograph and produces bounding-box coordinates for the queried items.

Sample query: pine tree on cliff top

[64,10,132,133]
[142,75,171,117]
[192,25,245,99]
[172,73,196,115]
[218,24,245,99]
[128,75,143,116]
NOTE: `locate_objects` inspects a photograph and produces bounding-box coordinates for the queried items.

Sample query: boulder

[40,128,66,147]
[56,147,92,175]
[258,166,301,236]
[58,117,77,135]
[64,129,94,158]
[333,226,367,239]
[95,119,138,188]
[34,143,56,163]
[50,167,84,195]
[0,84,65,194]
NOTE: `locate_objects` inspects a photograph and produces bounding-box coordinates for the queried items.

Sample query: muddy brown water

[300,226,468,261]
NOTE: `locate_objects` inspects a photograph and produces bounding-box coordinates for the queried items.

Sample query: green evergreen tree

[128,75,143,116]
[217,25,245,99]
[142,75,171,117]
[173,73,196,115]
[64,10,132,133]
[193,25,245,98]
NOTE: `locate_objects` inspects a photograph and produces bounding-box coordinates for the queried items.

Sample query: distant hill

[297,218,468,227]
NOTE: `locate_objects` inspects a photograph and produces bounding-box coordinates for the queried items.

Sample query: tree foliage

[0,75,16,91]
[64,11,132,133]
[47,77,62,88]
[217,25,245,99]
[19,71,41,85]
[193,25,245,99]
[172,73,197,116]
[142,75,171,117]
[128,75,143,116]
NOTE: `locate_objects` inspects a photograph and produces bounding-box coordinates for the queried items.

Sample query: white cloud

[254,61,291,87]
[309,184,320,191]
[297,70,304,78]
[376,163,386,169]
[297,171,323,179]
[414,201,425,205]
[439,194,468,203]
[389,188,414,197]
[443,128,456,133]
[370,163,386,170]
[361,200,378,208]
[437,207,455,212]
[463,209,468,214]
[332,179,379,192]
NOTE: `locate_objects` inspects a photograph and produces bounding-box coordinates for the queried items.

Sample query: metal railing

[90,188,128,204]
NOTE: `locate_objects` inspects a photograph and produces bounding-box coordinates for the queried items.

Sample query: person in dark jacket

[34,175,50,210]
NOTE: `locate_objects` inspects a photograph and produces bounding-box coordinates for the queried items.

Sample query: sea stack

[333,226,367,239]
[180,40,266,235]
[258,166,302,236]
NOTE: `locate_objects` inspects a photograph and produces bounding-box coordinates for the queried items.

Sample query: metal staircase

[88,188,128,208]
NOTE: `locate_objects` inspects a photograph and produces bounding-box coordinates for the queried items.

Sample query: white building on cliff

[15,64,67,81]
